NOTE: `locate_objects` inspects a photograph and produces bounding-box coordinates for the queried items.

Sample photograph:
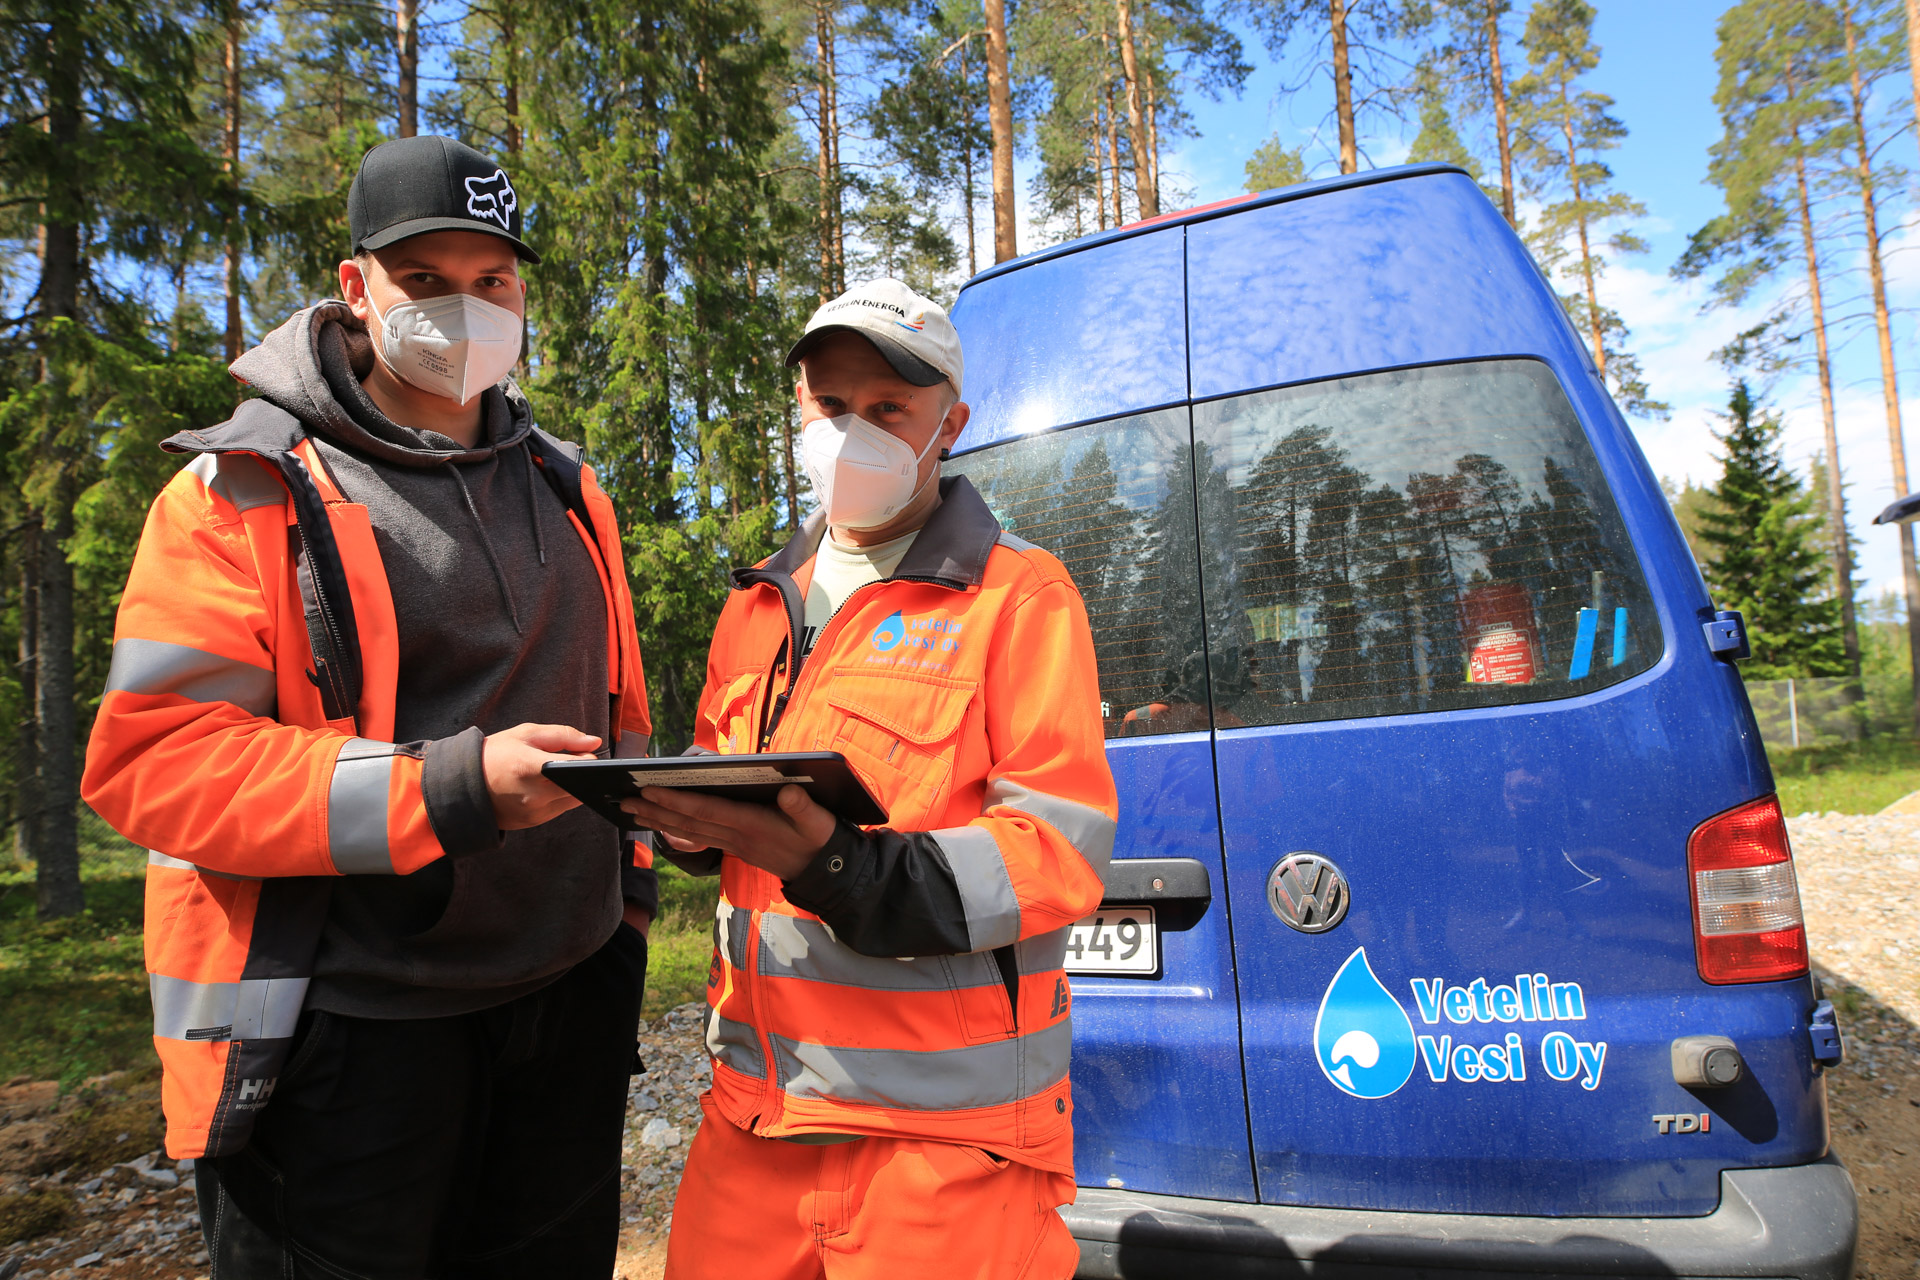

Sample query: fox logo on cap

[465,169,518,230]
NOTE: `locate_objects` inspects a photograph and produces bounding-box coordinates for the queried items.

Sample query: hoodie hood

[231,299,533,468]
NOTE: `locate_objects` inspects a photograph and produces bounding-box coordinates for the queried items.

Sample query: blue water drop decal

[1314,946,1418,1099]
[870,611,905,653]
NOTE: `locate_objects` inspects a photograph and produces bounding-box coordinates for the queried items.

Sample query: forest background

[3,0,1920,920]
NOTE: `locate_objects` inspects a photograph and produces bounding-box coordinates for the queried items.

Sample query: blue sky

[1083,0,1916,600]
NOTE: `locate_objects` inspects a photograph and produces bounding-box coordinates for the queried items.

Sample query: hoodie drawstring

[523,446,547,566]
[445,458,524,635]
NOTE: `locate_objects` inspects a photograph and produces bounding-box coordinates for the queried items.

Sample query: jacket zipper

[747,570,966,1129]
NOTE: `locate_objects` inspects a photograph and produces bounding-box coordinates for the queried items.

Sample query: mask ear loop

[897,410,951,511]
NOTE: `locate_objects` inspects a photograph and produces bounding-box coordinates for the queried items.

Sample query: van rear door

[1183,172,1828,1216]
[949,227,1255,1202]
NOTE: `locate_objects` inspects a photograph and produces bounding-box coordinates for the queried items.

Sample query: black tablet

[543,752,888,830]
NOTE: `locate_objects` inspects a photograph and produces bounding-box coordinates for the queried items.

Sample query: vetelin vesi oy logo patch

[1314,947,1609,1096]
[870,611,906,653]
[1314,948,1419,1098]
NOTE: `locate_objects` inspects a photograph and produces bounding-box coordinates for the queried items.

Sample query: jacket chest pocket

[704,671,767,755]
[817,670,975,828]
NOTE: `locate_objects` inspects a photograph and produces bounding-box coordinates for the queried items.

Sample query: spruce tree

[1698,381,1847,679]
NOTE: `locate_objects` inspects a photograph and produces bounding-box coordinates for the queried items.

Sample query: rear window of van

[953,360,1661,737]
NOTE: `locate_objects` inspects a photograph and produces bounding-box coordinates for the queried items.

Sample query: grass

[0,821,722,1095]
[1769,734,1920,816]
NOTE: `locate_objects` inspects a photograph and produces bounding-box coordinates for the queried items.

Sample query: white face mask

[366,289,523,405]
[802,412,945,531]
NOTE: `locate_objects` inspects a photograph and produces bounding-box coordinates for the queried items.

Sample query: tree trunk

[1791,131,1859,678]
[1330,0,1358,174]
[33,7,83,919]
[223,0,244,366]
[960,44,977,277]
[395,0,419,137]
[1560,83,1605,373]
[14,530,39,867]
[1144,66,1162,210]
[34,478,79,919]
[814,0,841,300]
[984,0,1017,262]
[1093,99,1109,231]
[1843,3,1920,732]
[1486,0,1516,226]
[502,0,522,154]
[1905,0,1920,165]
[1105,80,1124,225]
[1114,0,1157,218]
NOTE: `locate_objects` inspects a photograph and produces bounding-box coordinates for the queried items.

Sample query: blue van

[944,166,1858,1279]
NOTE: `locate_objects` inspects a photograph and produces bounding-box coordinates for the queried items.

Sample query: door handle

[1101,857,1211,930]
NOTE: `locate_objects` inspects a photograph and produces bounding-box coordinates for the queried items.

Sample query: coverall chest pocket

[819,671,975,828]
[704,671,766,755]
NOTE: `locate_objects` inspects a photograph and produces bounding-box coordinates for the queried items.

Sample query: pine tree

[1431,0,1519,224]
[1698,382,1847,679]
[1511,0,1666,419]
[1243,0,1420,174]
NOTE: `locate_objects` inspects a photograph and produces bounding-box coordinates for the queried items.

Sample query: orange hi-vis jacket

[81,399,651,1159]
[684,477,1116,1175]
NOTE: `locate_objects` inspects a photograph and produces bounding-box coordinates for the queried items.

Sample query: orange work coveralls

[81,399,651,1159]
[663,477,1116,1279]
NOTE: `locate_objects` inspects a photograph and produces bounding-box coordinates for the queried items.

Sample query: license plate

[1064,907,1158,976]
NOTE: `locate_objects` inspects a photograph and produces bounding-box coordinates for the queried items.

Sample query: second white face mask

[369,290,523,405]
[802,413,943,531]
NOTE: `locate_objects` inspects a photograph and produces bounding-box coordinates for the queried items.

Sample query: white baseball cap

[785,278,964,400]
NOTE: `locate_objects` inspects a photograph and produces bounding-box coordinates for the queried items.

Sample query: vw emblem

[1268,853,1350,933]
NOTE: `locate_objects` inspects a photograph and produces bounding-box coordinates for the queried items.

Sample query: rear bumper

[1069,1158,1857,1280]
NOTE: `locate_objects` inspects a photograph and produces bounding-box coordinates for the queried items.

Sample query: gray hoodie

[232,301,648,1020]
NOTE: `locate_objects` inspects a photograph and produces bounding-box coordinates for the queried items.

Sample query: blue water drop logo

[870,611,905,653]
[1314,946,1418,1099]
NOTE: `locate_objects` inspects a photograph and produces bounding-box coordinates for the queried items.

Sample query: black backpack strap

[524,429,600,546]
[166,399,364,724]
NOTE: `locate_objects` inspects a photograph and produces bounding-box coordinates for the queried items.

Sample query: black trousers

[198,924,647,1280]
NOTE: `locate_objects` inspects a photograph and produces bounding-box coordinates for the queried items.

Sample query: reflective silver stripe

[150,973,307,1042]
[146,849,260,882]
[1016,926,1070,975]
[328,739,395,874]
[934,825,1021,952]
[986,780,1116,881]
[717,902,751,973]
[187,452,286,513]
[995,530,1040,554]
[770,1018,1072,1111]
[104,638,276,717]
[708,1012,766,1079]
[618,731,651,759]
[757,914,1002,992]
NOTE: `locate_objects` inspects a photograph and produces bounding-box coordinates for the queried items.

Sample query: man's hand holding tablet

[622,783,839,879]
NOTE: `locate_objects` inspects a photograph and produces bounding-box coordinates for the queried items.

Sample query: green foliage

[1698,381,1846,679]
[1661,474,1719,576]
[1771,733,1920,815]
[0,841,153,1087]
[646,861,723,1014]
[1245,134,1307,190]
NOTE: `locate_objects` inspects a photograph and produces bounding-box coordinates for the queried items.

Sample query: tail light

[1687,794,1809,984]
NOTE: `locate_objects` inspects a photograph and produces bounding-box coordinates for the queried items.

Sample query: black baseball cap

[347,136,540,263]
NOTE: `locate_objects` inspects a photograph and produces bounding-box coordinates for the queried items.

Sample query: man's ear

[939,401,969,451]
[339,259,373,325]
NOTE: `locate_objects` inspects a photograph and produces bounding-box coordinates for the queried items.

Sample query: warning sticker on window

[630,766,812,788]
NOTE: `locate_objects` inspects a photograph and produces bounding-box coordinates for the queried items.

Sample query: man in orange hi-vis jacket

[622,277,1117,1280]
[82,136,653,1279]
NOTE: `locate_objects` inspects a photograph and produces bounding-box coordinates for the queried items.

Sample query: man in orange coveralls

[622,277,1117,1279]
